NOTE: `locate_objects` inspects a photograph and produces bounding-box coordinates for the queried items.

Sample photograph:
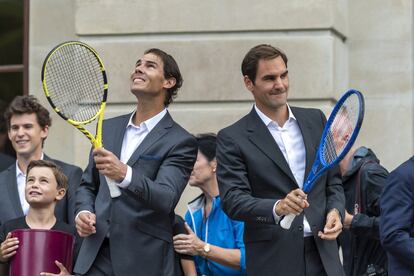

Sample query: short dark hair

[26,160,68,190]
[4,95,52,130]
[144,48,183,107]
[195,133,217,162]
[241,44,288,84]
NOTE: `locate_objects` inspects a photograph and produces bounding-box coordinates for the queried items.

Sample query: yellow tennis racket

[41,41,121,198]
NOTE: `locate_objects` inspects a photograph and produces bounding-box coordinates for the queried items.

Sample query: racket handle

[104,176,122,198]
[280,213,296,229]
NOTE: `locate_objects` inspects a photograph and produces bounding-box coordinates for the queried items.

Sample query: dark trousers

[304,237,328,276]
[83,238,115,276]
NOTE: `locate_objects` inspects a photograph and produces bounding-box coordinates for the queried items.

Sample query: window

[0,0,28,98]
[0,0,28,156]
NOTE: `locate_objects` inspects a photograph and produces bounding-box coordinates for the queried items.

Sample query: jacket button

[298,226,303,231]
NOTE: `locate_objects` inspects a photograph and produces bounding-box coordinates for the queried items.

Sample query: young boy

[0,160,74,275]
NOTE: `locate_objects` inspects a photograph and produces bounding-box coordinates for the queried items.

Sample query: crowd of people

[0,44,412,276]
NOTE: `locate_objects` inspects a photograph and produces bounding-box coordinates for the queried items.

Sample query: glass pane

[0,72,21,157]
[0,72,23,103]
[0,0,24,65]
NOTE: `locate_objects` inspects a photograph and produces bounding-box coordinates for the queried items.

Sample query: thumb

[55,260,69,273]
[184,222,194,234]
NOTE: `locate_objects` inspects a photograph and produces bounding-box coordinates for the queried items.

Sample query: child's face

[25,166,66,207]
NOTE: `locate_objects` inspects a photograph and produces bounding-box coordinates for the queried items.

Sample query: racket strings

[44,44,105,122]
[322,94,360,164]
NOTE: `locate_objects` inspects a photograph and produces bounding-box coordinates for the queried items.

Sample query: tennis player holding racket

[74,48,197,276]
[216,44,345,276]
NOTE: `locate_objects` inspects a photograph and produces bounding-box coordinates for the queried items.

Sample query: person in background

[380,156,414,276]
[0,95,82,228]
[174,133,246,276]
[338,146,388,276]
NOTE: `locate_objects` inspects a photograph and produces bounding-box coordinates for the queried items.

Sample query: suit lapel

[291,107,318,180]
[6,164,25,217]
[246,108,297,185]
[104,114,131,158]
[127,112,173,166]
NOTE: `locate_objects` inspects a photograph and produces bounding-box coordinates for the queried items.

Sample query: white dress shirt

[117,109,167,188]
[254,105,312,236]
[15,153,45,215]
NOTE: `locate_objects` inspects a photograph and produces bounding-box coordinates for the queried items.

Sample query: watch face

[204,243,210,253]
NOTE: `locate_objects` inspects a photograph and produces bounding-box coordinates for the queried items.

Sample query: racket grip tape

[280,213,296,229]
[104,176,122,198]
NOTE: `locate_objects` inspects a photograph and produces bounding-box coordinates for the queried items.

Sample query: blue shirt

[185,195,246,276]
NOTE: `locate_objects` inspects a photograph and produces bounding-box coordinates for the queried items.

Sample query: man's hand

[173,223,205,256]
[343,210,353,229]
[93,148,127,182]
[318,209,342,240]
[275,188,309,216]
[40,260,72,276]
[0,233,18,262]
[75,212,96,237]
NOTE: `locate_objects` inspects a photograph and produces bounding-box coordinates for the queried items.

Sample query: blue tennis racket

[280,89,365,229]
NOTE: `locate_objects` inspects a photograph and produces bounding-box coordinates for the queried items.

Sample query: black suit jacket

[74,112,197,276]
[0,153,15,172]
[217,107,345,276]
[380,156,414,276]
[0,155,82,227]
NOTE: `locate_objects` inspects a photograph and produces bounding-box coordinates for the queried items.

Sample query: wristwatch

[203,243,211,256]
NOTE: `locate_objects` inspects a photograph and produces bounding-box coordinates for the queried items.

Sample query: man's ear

[41,125,49,140]
[163,77,177,90]
[244,75,254,92]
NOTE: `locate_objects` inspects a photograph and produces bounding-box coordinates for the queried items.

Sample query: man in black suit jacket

[380,156,414,276]
[216,44,345,276]
[74,48,197,276]
[0,95,82,227]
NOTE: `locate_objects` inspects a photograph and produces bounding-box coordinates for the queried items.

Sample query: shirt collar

[126,109,167,133]
[254,104,296,127]
[15,153,45,177]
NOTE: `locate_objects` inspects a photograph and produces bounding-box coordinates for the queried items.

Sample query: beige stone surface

[348,0,413,169]
[80,33,346,104]
[29,0,79,164]
[75,0,347,35]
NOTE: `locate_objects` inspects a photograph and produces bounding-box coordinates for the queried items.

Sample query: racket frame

[280,89,364,229]
[41,41,108,149]
[303,89,365,193]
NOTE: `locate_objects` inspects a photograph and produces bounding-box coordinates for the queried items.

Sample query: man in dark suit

[74,48,197,276]
[380,156,414,275]
[0,95,82,227]
[216,44,345,276]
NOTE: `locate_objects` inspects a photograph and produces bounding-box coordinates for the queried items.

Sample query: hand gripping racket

[41,41,121,198]
[280,89,365,229]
